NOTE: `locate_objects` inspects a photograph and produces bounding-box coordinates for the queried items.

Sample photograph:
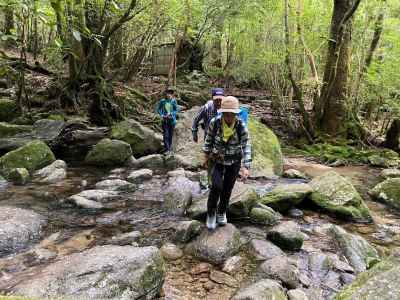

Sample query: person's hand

[192,130,198,143]
[239,168,250,181]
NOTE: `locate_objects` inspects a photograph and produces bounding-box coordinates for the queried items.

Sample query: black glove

[192,130,198,143]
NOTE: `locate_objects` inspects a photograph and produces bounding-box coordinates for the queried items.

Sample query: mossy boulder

[369,178,400,210]
[111,119,163,157]
[0,140,55,178]
[334,255,400,300]
[267,221,304,251]
[0,122,32,138]
[380,168,400,180]
[0,98,19,122]
[259,183,313,212]
[9,168,30,185]
[249,204,282,226]
[85,138,132,167]
[309,171,372,222]
[248,117,283,178]
[368,150,400,168]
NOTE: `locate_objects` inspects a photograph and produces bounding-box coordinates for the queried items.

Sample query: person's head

[218,96,240,126]
[165,87,175,99]
[211,88,224,109]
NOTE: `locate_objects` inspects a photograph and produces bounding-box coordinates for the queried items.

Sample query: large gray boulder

[111,119,163,157]
[309,171,372,222]
[259,256,301,289]
[334,255,400,300]
[85,138,132,167]
[0,207,47,257]
[329,225,379,273]
[250,239,285,261]
[12,245,165,300]
[380,168,400,180]
[249,204,282,226]
[369,178,400,210]
[163,176,200,215]
[186,224,241,265]
[231,279,288,300]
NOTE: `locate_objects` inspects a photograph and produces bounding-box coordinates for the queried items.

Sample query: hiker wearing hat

[191,87,224,142]
[203,96,251,230]
[157,88,178,155]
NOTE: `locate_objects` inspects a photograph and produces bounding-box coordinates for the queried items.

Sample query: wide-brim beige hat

[218,96,240,114]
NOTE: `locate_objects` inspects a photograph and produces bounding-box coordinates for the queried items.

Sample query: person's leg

[168,123,174,152]
[207,163,223,229]
[162,120,169,152]
[217,162,241,223]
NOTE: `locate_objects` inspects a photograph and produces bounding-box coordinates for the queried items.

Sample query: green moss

[47,114,65,121]
[0,98,19,122]
[249,207,280,225]
[85,138,132,167]
[369,178,400,210]
[0,140,55,177]
[0,122,32,138]
[248,117,283,177]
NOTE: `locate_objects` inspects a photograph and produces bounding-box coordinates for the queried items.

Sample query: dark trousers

[162,120,174,151]
[207,162,241,215]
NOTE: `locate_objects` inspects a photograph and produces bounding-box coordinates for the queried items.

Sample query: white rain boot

[217,212,227,226]
[206,212,217,230]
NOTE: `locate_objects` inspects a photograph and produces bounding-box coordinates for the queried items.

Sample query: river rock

[0,122,32,138]
[95,179,136,192]
[0,98,19,121]
[283,169,309,180]
[369,178,400,210]
[167,168,186,177]
[368,150,400,168]
[267,221,304,251]
[0,206,47,257]
[334,255,400,299]
[0,140,55,178]
[67,195,104,209]
[12,245,165,300]
[380,168,400,180]
[108,231,142,246]
[259,256,301,289]
[9,167,30,185]
[250,239,285,261]
[309,171,372,222]
[287,289,309,300]
[127,169,153,183]
[34,159,67,183]
[85,138,132,167]
[74,189,121,202]
[250,204,282,226]
[231,279,287,300]
[259,183,312,212]
[289,208,304,218]
[174,220,202,243]
[186,224,241,265]
[111,119,163,157]
[163,176,200,215]
[329,225,379,273]
[222,255,244,274]
[209,270,238,287]
[160,243,183,260]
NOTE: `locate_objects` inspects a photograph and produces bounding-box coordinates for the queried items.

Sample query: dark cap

[211,88,224,97]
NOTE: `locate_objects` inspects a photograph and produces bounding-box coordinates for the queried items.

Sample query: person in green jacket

[157,87,178,154]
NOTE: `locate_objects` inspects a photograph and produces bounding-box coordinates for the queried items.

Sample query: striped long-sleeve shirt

[191,100,218,135]
[203,115,252,169]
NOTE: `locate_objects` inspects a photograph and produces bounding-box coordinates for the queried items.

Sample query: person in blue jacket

[157,87,178,154]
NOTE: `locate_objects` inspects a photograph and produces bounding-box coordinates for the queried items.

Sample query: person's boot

[206,212,217,230]
[217,212,227,226]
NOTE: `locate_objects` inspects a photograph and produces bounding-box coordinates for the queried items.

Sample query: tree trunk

[4,7,14,35]
[110,27,125,69]
[384,119,400,150]
[315,0,361,138]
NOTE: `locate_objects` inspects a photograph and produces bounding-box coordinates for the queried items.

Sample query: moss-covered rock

[309,171,372,222]
[0,122,32,138]
[334,255,400,300]
[249,205,282,225]
[380,168,400,180]
[368,150,400,168]
[259,183,313,212]
[369,178,400,210]
[0,98,19,122]
[85,138,132,167]
[9,168,30,185]
[248,117,283,178]
[111,119,163,157]
[0,140,55,178]
[267,221,304,251]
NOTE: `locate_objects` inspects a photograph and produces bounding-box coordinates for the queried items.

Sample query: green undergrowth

[283,142,400,167]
